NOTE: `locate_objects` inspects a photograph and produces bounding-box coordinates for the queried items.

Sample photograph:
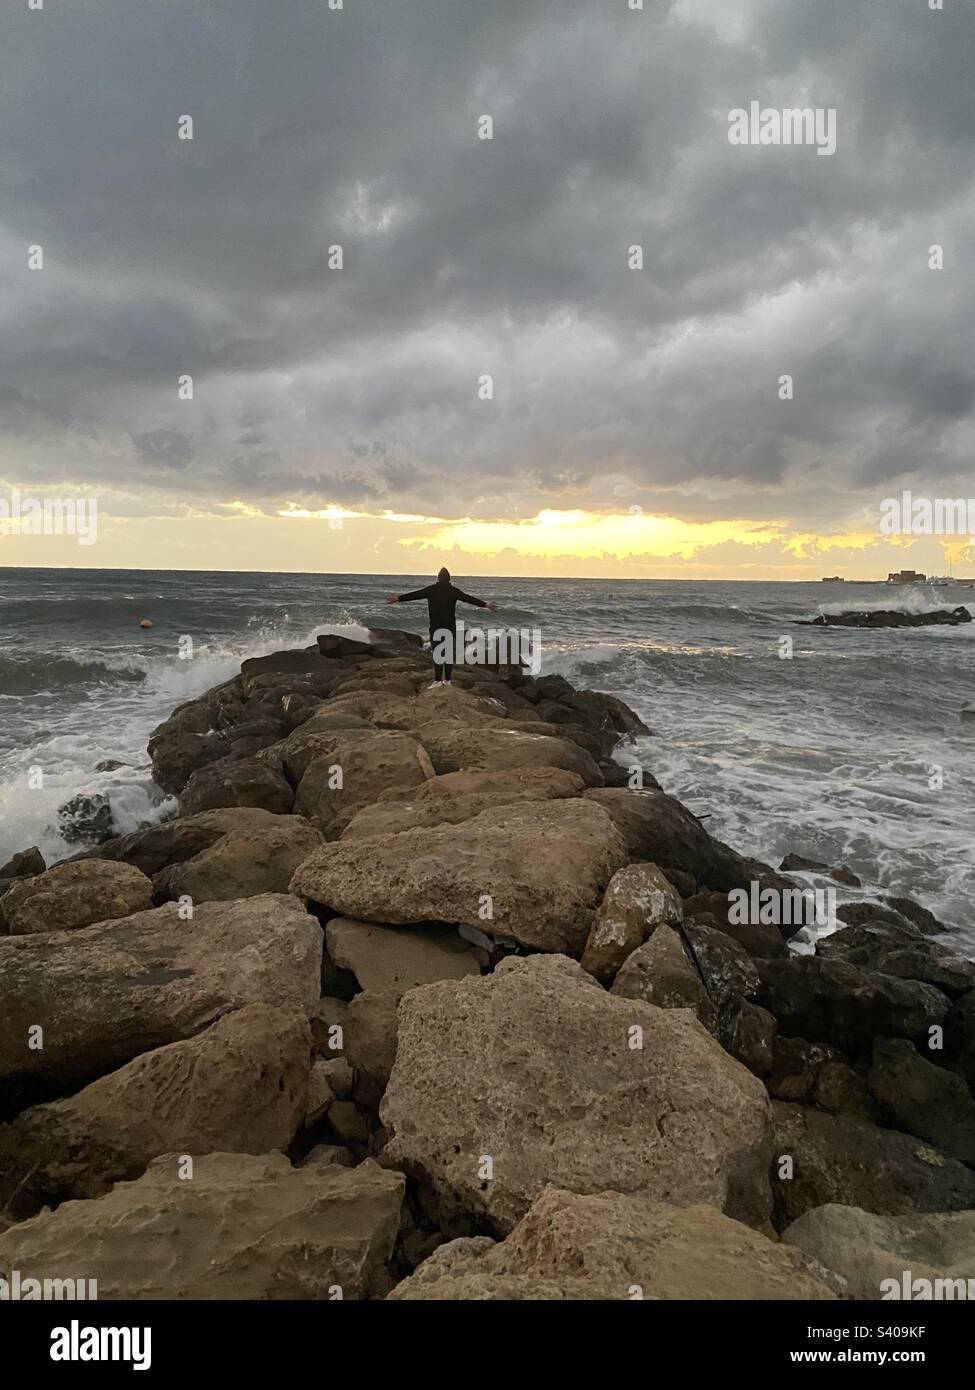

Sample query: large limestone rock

[275,722,426,775]
[389,1186,835,1301]
[781,1205,975,1302]
[153,814,323,904]
[148,729,229,796]
[0,893,322,1114]
[287,731,435,836]
[345,990,401,1110]
[179,758,295,816]
[316,633,375,660]
[74,806,282,875]
[581,862,683,980]
[299,691,413,731]
[342,767,585,840]
[414,721,603,785]
[684,922,761,1008]
[292,800,628,953]
[323,685,516,733]
[380,955,772,1235]
[0,1152,403,1299]
[325,918,480,997]
[80,807,323,904]
[684,890,788,958]
[611,925,711,1021]
[720,1000,778,1080]
[0,859,153,936]
[581,788,743,892]
[0,1005,312,1216]
[770,1101,975,1229]
[239,648,335,684]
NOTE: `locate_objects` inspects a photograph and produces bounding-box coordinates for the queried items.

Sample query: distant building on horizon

[886,569,926,584]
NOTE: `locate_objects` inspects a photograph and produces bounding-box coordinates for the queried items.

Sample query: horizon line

[0,562,927,583]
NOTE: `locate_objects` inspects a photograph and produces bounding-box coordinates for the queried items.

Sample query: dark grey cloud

[1,0,973,530]
[132,429,194,471]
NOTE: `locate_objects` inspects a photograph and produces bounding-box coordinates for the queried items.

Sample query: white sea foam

[0,620,373,867]
[540,643,623,681]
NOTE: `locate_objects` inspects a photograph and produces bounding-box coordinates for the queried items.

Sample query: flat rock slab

[379,767,584,803]
[0,1152,404,1299]
[342,767,585,840]
[325,918,480,997]
[389,1186,835,1300]
[0,1005,312,1217]
[0,893,322,1115]
[292,799,627,953]
[380,955,772,1235]
[324,686,517,732]
[413,721,603,785]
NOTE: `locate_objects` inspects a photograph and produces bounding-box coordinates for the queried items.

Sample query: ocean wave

[0,654,147,696]
[131,619,375,708]
[0,616,377,864]
[542,643,625,681]
[644,602,761,624]
[491,605,538,622]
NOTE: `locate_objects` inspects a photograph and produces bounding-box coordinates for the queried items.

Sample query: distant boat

[930,558,957,586]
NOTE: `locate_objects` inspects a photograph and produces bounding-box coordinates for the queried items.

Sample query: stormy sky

[1,0,973,575]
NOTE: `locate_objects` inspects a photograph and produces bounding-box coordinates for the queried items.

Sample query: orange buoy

[139,618,154,629]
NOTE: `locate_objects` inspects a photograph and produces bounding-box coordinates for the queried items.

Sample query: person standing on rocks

[387,568,497,687]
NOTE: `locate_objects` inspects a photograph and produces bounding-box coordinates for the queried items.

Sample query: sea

[1,568,972,951]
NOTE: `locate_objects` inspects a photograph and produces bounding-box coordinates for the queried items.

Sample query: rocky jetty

[1,626,973,1300]
[798,605,972,628]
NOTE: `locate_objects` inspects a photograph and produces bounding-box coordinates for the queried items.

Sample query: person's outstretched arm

[386,584,434,604]
[452,586,497,612]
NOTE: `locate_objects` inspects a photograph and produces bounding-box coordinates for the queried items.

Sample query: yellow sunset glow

[402,509,787,561]
[3,499,967,580]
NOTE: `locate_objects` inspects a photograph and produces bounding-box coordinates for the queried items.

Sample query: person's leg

[444,619,459,684]
[429,627,445,684]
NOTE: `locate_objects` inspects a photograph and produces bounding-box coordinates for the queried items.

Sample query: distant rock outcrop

[798,605,972,628]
